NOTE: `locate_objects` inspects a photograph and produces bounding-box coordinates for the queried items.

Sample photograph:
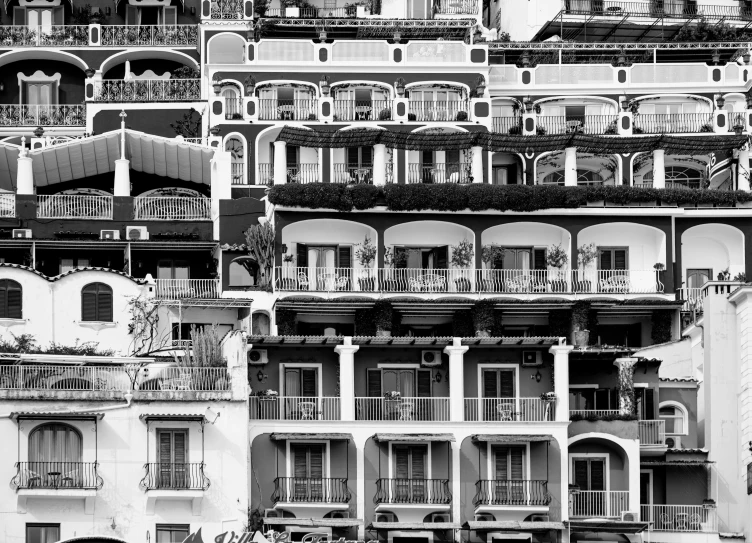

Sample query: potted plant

[718,268,731,281]
[384,390,401,400]
[571,301,590,347]
[257,389,278,399]
[244,75,256,96]
[373,301,393,337]
[212,74,222,95]
[480,243,504,291]
[209,125,221,136]
[471,300,494,337]
[734,272,747,282]
[540,392,556,402]
[575,243,597,293]
[450,239,474,292]
[546,243,568,292]
[356,235,377,291]
[456,111,469,121]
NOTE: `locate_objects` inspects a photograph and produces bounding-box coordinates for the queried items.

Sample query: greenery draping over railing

[268,183,752,212]
[275,127,749,154]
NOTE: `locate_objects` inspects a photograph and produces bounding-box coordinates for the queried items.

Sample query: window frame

[25,523,60,543]
[568,453,610,490]
[80,282,113,323]
[0,278,22,319]
[658,401,688,436]
[156,524,191,543]
[487,442,530,482]
[286,439,329,478]
[28,422,83,463]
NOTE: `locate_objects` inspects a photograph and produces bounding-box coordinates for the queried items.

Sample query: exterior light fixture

[535,370,542,382]
[320,75,330,96]
[712,49,720,65]
[434,371,442,383]
[523,96,533,113]
[393,30,401,43]
[395,77,406,96]
[282,244,288,254]
[717,96,726,110]
[0,82,4,92]
[244,75,256,95]
[319,30,327,42]
[257,370,265,381]
[212,75,222,95]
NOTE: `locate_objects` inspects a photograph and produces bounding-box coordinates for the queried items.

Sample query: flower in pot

[540,392,556,402]
[471,300,494,337]
[244,75,256,96]
[450,238,474,292]
[718,268,731,281]
[575,243,597,293]
[475,74,486,97]
[356,235,377,291]
[212,74,222,95]
[571,301,591,347]
[373,300,394,337]
[546,243,568,292]
[480,243,504,291]
[209,125,221,136]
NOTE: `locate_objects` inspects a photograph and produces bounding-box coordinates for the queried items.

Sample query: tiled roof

[220,243,248,251]
[668,447,708,454]
[661,377,699,383]
[0,263,148,284]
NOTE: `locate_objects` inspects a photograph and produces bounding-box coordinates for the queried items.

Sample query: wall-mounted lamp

[717,95,726,110]
[110,518,117,530]
[190,6,196,15]
[281,244,288,254]
[535,370,542,383]
[712,49,721,65]
[434,371,442,383]
[393,30,401,43]
[319,30,327,42]
[257,370,266,382]
[395,77,405,97]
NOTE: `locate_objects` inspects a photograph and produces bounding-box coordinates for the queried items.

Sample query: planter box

[737,201,752,208]
[635,200,657,207]
[586,200,605,207]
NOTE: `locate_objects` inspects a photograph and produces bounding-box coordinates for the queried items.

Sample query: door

[158,430,187,489]
[482,368,516,421]
[640,471,653,526]
[292,443,324,501]
[222,87,240,119]
[598,247,628,292]
[686,268,711,290]
[635,387,655,420]
[572,458,606,516]
[307,246,336,290]
[284,367,319,420]
[346,147,373,183]
[286,145,301,182]
[394,445,427,502]
[493,445,525,504]
[407,0,430,19]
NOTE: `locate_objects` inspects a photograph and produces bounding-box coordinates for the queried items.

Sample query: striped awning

[373,433,455,442]
[5,0,73,14]
[472,434,552,443]
[270,433,353,441]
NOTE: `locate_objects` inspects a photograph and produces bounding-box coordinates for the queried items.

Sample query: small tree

[450,239,474,268]
[355,235,377,267]
[244,223,275,287]
[170,108,202,138]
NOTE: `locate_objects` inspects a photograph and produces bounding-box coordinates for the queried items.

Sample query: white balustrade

[155,279,220,299]
[638,419,666,445]
[678,287,704,313]
[641,504,717,532]
[0,193,15,218]
[569,409,621,418]
[355,397,450,421]
[37,195,113,219]
[570,490,630,518]
[465,398,555,422]
[133,197,211,220]
[249,396,341,421]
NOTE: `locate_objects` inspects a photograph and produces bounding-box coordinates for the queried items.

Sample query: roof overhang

[464,521,564,532]
[264,518,362,527]
[471,434,552,443]
[139,413,207,423]
[270,432,353,441]
[567,520,649,534]
[370,522,461,530]
[11,411,104,421]
[373,433,455,443]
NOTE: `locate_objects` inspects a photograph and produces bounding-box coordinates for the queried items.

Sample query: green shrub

[275,310,296,335]
[651,310,673,344]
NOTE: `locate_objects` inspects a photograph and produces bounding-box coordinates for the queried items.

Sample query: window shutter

[338,245,352,269]
[296,243,308,268]
[494,446,509,480]
[163,6,177,24]
[13,7,26,25]
[395,446,409,478]
[435,246,448,269]
[98,287,113,322]
[293,445,308,477]
[347,147,359,165]
[81,290,97,322]
[308,445,323,478]
[367,369,382,397]
[483,370,498,398]
[410,446,425,479]
[507,163,517,184]
[126,5,138,25]
[499,369,515,398]
[159,432,173,465]
[573,459,589,489]
[533,248,547,270]
[52,6,63,24]
[644,388,655,419]
[599,249,612,271]
[301,368,317,397]
[417,369,432,398]
[7,286,21,319]
[614,249,627,270]
[509,447,524,480]
[173,432,186,464]
[590,460,605,491]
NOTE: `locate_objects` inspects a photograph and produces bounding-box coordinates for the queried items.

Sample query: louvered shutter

[614,249,627,270]
[158,432,173,488]
[483,370,498,398]
[97,286,113,322]
[163,6,177,24]
[499,370,515,398]
[301,368,317,397]
[533,249,546,270]
[494,446,509,479]
[507,163,517,184]
[296,243,308,267]
[309,445,323,478]
[509,447,524,480]
[410,446,425,479]
[395,447,409,478]
[293,445,308,477]
[590,460,605,491]
[610,388,620,410]
[0,281,6,319]
[52,6,63,24]
[81,288,97,322]
[13,7,26,25]
[573,459,589,489]
[367,369,382,396]
[338,245,352,269]
[599,249,612,271]
[644,388,655,419]
[417,370,432,397]
[287,146,300,166]
[347,147,359,165]
[435,246,448,269]
[7,286,21,319]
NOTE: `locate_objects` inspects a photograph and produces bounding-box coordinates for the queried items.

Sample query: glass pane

[78,259,89,269]
[174,261,189,280]
[60,259,74,274]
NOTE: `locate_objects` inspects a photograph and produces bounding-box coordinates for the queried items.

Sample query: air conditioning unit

[664,436,681,449]
[247,348,268,365]
[431,513,450,523]
[330,511,350,519]
[100,229,120,240]
[12,229,31,239]
[621,511,639,522]
[126,226,149,240]
[474,513,494,522]
[375,513,395,523]
[421,350,442,367]
[522,351,543,366]
[531,514,550,522]
[264,508,280,518]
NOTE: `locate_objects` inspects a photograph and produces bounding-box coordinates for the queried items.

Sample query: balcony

[287,163,319,184]
[258,163,274,185]
[225,98,244,120]
[0,25,88,46]
[434,0,478,14]
[633,113,713,134]
[356,397,450,421]
[211,0,244,18]
[570,409,621,419]
[562,1,751,19]
[231,163,246,184]
[93,79,201,102]
[140,462,209,490]
[37,194,113,219]
[374,478,451,505]
[100,25,198,46]
[537,115,619,135]
[154,279,220,299]
[638,420,666,445]
[408,101,470,122]
[12,462,102,490]
[136,367,231,392]
[334,163,373,184]
[570,490,629,518]
[272,477,351,504]
[0,105,85,127]
[258,99,318,121]
[473,480,551,507]
[493,116,522,134]
[249,396,341,420]
[465,398,555,422]
[0,193,15,218]
[132,196,211,220]
[332,100,393,121]
[641,504,717,532]
[678,286,704,313]
[408,163,471,184]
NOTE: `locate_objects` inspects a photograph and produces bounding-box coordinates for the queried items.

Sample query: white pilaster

[652,149,665,189]
[373,144,386,186]
[16,144,33,195]
[739,146,750,191]
[273,141,287,185]
[334,337,359,422]
[444,338,469,422]
[354,434,367,540]
[549,344,573,422]
[450,439,461,542]
[471,146,484,183]
[113,159,131,196]
[564,147,577,186]
[210,150,232,241]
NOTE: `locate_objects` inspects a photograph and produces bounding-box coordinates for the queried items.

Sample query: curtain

[285,369,301,397]
[29,424,82,463]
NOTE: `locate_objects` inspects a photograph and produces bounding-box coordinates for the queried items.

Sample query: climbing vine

[616,360,636,415]
[126,295,170,356]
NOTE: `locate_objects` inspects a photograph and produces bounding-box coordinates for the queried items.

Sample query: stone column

[444,338,469,422]
[613,357,638,415]
[334,337,359,421]
[471,146,484,183]
[739,145,750,192]
[273,141,287,185]
[549,344,574,422]
[450,439,462,542]
[354,434,367,540]
[114,160,131,196]
[373,144,386,186]
[16,145,33,195]
[564,147,577,186]
[652,149,666,189]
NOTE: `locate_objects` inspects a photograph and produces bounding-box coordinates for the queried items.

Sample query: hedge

[268,183,752,212]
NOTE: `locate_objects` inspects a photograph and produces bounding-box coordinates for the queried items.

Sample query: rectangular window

[60,258,90,274]
[572,457,605,491]
[493,445,525,480]
[157,430,188,489]
[284,367,318,397]
[598,247,628,270]
[26,524,60,543]
[157,260,190,280]
[291,443,325,499]
[156,524,191,543]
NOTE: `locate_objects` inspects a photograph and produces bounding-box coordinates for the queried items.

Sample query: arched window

[643,167,704,189]
[0,279,22,319]
[229,257,256,287]
[81,282,113,322]
[225,136,245,184]
[542,169,602,186]
[29,423,82,464]
[659,401,688,435]
[252,312,270,335]
[222,86,241,119]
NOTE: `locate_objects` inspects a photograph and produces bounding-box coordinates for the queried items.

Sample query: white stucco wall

[682,224,745,280]
[384,221,474,269]
[578,223,666,270]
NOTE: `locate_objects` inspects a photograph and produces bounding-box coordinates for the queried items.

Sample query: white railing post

[444,338,469,422]
[334,338,358,421]
[550,344,573,422]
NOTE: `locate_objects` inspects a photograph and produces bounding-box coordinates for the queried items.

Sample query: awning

[0,143,19,191]
[567,521,649,534]
[472,435,552,443]
[264,518,362,528]
[464,521,564,532]
[10,411,104,421]
[139,413,206,423]
[370,522,460,530]
[641,460,713,466]
[374,433,455,443]
[5,0,73,14]
[270,433,353,441]
[114,0,184,12]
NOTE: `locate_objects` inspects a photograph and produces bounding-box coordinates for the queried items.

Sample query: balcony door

[29,423,83,487]
[368,368,432,419]
[157,430,187,489]
[158,259,189,280]
[126,5,178,25]
[598,247,628,275]
[284,367,319,420]
[394,445,427,502]
[13,6,61,32]
[292,443,324,501]
[492,445,525,504]
[407,0,431,18]
[686,268,711,290]
[295,244,352,290]
[394,246,448,270]
[482,368,516,421]
[571,457,607,516]
[410,89,461,121]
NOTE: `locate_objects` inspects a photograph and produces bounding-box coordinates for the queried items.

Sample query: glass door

[482,368,516,421]
[394,445,427,502]
[292,443,324,500]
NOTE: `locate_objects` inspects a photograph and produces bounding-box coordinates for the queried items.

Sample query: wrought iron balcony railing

[473,480,551,506]
[0,25,88,46]
[37,195,113,219]
[0,105,85,127]
[133,197,211,220]
[272,477,351,503]
[140,462,210,490]
[562,0,752,20]
[154,279,220,300]
[249,396,341,420]
[94,79,201,102]
[100,25,198,46]
[434,0,479,14]
[211,0,243,18]
[374,478,451,505]
[12,462,103,490]
[0,193,15,218]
